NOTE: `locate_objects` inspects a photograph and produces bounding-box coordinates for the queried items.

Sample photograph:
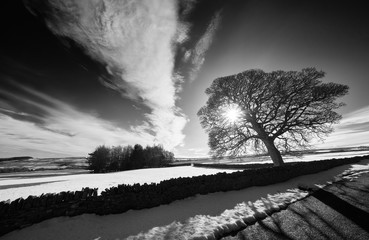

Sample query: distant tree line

[87,144,174,173]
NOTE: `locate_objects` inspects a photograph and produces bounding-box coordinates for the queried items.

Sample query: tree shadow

[339,181,369,194]
[229,190,369,240]
[311,188,369,232]
[239,205,344,240]
[326,184,369,212]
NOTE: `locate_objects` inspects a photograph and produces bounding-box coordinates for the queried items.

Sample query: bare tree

[198,68,349,166]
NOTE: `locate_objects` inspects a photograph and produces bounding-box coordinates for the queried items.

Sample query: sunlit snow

[0,166,239,201]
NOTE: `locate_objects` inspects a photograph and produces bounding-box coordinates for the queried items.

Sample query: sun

[222,105,243,124]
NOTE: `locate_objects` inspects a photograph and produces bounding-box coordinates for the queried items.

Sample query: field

[2,158,369,239]
[0,166,238,201]
[0,157,87,172]
[175,149,369,165]
[1,150,369,239]
[1,149,369,202]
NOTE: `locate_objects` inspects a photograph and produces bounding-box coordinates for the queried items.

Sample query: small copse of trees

[87,144,174,173]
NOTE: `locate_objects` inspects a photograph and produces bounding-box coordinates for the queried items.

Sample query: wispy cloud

[0,107,30,117]
[314,106,369,148]
[0,85,157,158]
[184,10,222,81]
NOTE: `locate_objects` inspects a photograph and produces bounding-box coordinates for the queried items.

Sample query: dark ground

[224,172,369,240]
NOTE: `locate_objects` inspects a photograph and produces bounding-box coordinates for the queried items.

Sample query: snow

[0,166,239,201]
[207,150,369,165]
[2,158,368,240]
[283,150,369,162]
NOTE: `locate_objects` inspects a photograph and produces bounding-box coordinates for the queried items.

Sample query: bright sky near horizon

[1,0,368,158]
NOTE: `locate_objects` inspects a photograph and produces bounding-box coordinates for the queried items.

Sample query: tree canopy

[87,144,174,173]
[198,68,349,166]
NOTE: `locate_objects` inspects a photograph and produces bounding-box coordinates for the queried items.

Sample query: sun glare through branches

[222,105,243,124]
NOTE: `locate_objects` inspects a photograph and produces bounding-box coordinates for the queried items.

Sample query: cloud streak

[0,85,157,158]
[25,0,191,149]
[313,106,369,148]
[185,10,222,81]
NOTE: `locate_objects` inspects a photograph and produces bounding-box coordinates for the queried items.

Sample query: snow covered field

[207,150,369,164]
[282,150,369,162]
[2,158,369,240]
[1,150,369,202]
[0,166,238,201]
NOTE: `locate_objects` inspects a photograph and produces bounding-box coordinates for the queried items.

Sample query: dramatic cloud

[24,0,193,149]
[0,85,158,158]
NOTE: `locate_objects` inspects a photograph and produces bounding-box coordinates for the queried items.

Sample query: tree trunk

[263,138,284,166]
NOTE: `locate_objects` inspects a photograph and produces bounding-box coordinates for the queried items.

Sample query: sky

[0,0,368,158]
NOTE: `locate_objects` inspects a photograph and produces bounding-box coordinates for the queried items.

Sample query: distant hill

[0,156,88,173]
[0,156,33,162]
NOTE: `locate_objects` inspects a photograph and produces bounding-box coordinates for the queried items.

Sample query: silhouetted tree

[198,68,349,166]
[119,145,133,170]
[144,145,175,167]
[130,144,145,169]
[87,145,110,173]
[87,144,174,172]
[162,149,174,166]
[108,146,123,171]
